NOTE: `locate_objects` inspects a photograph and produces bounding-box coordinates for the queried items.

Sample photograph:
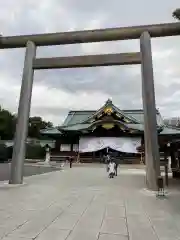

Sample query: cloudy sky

[0,0,180,125]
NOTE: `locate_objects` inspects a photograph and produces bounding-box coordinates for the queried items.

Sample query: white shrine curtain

[60,144,71,151]
[73,144,79,152]
[79,137,141,153]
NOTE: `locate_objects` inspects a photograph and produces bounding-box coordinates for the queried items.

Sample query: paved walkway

[0,165,180,240]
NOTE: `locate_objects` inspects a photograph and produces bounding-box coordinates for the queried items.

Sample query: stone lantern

[45,144,51,164]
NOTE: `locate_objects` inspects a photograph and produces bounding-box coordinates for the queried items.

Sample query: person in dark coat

[114,158,119,176]
[69,155,74,168]
[114,153,122,176]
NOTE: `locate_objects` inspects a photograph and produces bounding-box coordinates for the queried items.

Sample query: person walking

[69,155,73,168]
[108,160,116,178]
[106,153,110,172]
[114,158,119,176]
[115,153,123,175]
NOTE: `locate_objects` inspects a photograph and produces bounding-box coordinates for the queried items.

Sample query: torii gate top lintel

[0,22,180,49]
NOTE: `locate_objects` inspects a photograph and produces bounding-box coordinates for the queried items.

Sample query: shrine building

[41,99,180,175]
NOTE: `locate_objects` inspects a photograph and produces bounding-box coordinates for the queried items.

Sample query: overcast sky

[0,0,180,125]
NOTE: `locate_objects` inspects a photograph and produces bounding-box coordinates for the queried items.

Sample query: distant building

[164,117,180,127]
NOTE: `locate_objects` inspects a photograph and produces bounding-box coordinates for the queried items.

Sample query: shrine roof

[41,124,180,136]
[58,123,161,132]
[41,100,170,135]
[62,99,164,127]
[62,111,95,126]
[60,123,91,131]
[40,127,61,135]
[159,126,180,135]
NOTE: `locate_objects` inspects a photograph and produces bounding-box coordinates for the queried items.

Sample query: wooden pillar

[140,32,160,190]
[55,139,60,151]
[170,144,176,167]
[70,143,73,152]
[141,136,144,145]
[170,143,179,178]
[164,149,169,186]
[92,151,95,162]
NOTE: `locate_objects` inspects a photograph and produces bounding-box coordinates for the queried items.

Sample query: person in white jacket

[108,160,116,178]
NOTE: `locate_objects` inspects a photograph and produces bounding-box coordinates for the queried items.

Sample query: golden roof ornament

[104,99,113,114]
[104,107,113,115]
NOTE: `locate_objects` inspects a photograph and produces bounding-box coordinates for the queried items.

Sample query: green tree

[0,105,53,140]
[28,116,53,139]
[173,8,180,20]
[0,106,16,140]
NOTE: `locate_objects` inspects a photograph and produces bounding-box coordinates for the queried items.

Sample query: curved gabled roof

[80,99,139,124]
[41,100,167,135]
[62,99,163,127]
[41,123,180,136]
[59,121,144,132]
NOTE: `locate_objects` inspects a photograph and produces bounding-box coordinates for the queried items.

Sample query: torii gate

[1,22,180,190]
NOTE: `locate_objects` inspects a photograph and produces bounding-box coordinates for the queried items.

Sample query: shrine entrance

[78,136,141,163]
[79,137,141,153]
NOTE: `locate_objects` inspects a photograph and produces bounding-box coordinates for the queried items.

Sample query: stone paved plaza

[0,164,180,240]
